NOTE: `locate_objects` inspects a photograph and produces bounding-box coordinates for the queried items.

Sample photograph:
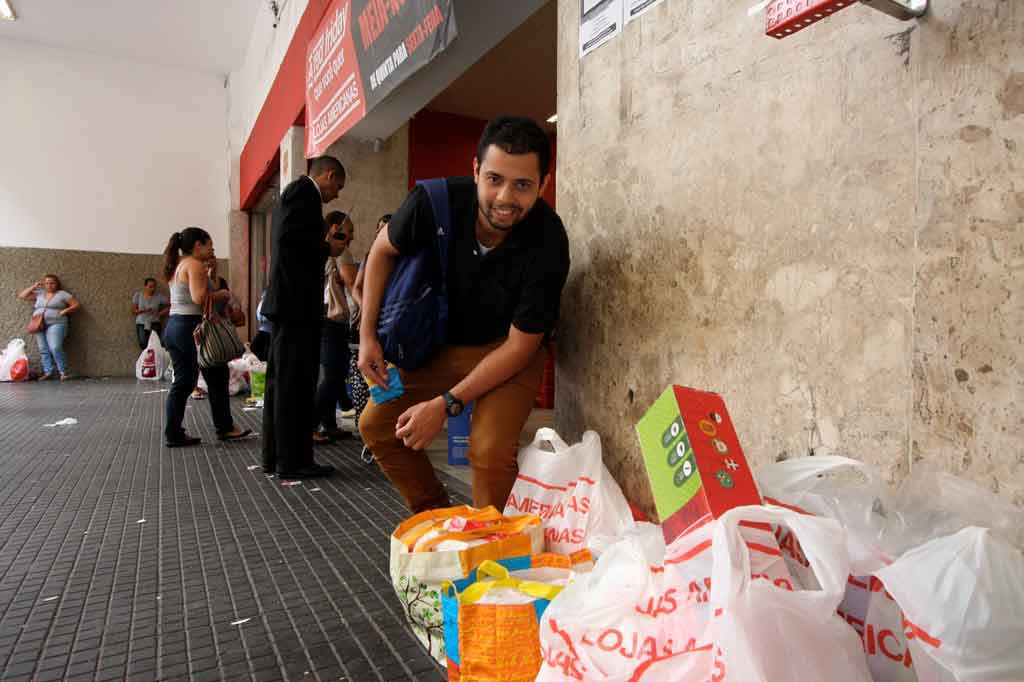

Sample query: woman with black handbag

[162,227,251,447]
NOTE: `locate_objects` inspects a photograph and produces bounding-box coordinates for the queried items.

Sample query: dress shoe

[320,427,350,441]
[277,463,336,480]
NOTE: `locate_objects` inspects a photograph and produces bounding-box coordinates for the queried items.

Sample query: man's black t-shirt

[388,177,570,347]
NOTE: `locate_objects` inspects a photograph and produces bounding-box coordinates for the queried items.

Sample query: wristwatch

[443,391,465,417]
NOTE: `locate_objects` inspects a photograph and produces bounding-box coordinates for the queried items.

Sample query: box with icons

[635,385,763,544]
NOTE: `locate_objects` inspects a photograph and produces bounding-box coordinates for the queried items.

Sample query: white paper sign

[581,0,623,57]
[626,0,668,23]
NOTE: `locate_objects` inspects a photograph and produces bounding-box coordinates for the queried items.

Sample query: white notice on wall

[581,0,624,57]
[625,0,668,23]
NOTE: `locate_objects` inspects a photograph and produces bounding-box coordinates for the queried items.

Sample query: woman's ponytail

[163,232,183,282]
[162,227,211,282]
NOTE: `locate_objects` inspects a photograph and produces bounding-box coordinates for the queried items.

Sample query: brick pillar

[228,210,251,341]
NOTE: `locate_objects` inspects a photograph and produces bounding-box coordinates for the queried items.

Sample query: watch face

[446,394,463,417]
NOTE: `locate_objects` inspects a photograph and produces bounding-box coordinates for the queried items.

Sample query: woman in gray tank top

[161,227,251,447]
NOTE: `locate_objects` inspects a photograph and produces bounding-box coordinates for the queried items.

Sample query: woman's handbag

[25,313,45,334]
[325,258,348,322]
[194,296,245,369]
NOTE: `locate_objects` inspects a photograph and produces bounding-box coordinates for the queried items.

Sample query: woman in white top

[17,274,81,381]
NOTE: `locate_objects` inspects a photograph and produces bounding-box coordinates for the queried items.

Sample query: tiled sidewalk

[0,379,467,681]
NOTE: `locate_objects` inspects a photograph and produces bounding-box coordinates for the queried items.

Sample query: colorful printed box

[635,385,763,544]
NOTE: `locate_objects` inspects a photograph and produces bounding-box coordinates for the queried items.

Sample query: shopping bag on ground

[135,332,170,381]
[0,339,29,382]
[391,505,544,663]
[504,429,634,556]
[707,505,873,682]
[226,358,250,396]
[874,527,1024,682]
[757,457,922,681]
[442,553,591,681]
[537,523,704,681]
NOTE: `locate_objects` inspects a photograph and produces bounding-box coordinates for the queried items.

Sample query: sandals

[217,428,253,442]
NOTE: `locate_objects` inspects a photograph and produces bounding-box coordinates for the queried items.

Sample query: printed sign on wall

[306,0,458,157]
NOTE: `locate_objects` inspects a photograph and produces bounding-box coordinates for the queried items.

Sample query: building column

[279,126,306,192]
[228,209,251,341]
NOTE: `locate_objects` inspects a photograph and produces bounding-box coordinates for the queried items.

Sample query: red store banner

[305,0,457,157]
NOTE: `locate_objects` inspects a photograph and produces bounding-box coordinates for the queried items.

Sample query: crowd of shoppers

[7,116,561,512]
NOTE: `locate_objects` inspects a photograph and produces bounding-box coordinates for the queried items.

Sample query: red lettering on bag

[620,632,638,659]
[774,527,810,568]
[903,616,942,649]
[879,629,905,663]
[636,588,679,617]
[544,619,586,679]
[598,629,623,652]
[711,647,727,682]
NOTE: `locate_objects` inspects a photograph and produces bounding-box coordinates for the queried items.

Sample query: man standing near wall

[262,156,347,479]
[358,116,569,512]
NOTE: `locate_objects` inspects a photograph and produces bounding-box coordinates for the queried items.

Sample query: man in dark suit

[261,155,347,478]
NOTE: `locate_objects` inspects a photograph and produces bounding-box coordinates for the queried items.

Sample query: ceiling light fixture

[547,114,558,123]
[0,0,16,21]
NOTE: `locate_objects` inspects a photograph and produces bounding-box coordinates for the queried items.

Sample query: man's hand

[357,335,390,387]
[395,396,446,451]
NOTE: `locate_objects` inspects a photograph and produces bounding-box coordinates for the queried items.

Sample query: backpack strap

[415,178,453,297]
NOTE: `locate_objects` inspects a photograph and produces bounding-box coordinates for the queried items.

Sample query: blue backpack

[376,178,453,370]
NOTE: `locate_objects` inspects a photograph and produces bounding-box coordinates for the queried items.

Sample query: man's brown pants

[359,343,545,513]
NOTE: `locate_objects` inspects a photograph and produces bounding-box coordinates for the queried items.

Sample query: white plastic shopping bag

[756,456,892,578]
[226,358,250,395]
[0,339,30,382]
[505,429,635,555]
[875,527,1024,682]
[536,523,704,681]
[135,332,170,381]
[707,505,873,682]
[757,457,923,681]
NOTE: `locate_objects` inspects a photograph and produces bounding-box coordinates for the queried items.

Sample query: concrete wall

[0,39,230,253]
[554,0,1023,513]
[227,0,311,210]
[323,124,411,260]
[0,247,228,378]
[0,38,233,378]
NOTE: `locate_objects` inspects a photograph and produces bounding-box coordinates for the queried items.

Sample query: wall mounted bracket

[860,0,928,21]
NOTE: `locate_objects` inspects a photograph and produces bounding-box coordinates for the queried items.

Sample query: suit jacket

[262,176,330,323]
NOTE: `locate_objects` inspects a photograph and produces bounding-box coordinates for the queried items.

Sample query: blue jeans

[163,315,234,441]
[314,320,351,430]
[34,321,68,375]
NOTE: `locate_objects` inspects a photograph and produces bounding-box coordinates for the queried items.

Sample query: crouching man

[358,116,569,513]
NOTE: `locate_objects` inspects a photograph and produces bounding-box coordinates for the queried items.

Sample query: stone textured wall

[323,124,411,261]
[0,247,228,378]
[554,0,1023,514]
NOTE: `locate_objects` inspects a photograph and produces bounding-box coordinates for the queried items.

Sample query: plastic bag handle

[711,505,849,612]
[756,456,878,494]
[415,515,541,552]
[530,427,571,454]
[445,560,564,605]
